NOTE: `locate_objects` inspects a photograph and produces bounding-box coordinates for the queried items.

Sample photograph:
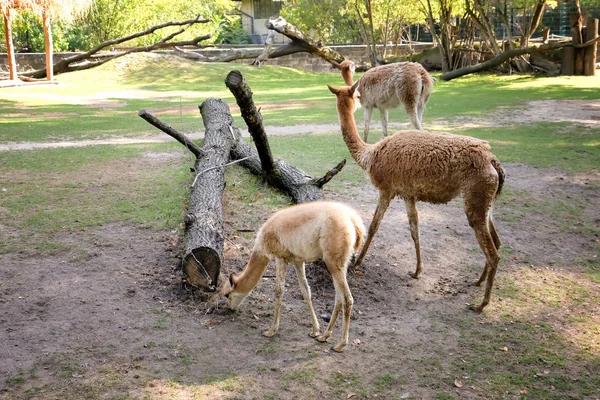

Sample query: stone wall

[0,43,434,75]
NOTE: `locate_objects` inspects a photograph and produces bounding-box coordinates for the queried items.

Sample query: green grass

[460,122,600,173]
[1,54,599,143]
[0,143,192,254]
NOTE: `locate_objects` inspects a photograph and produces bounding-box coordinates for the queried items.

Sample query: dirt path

[1,99,598,152]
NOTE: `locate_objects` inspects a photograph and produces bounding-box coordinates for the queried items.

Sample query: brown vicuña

[222,201,365,352]
[328,82,505,312]
[340,60,434,142]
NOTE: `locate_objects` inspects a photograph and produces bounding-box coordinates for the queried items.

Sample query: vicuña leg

[380,108,389,137]
[317,291,341,344]
[293,261,321,338]
[353,194,393,268]
[404,100,422,130]
[474,212,502,286]
[330,268,353,352]
[264,258,288,337]
[405,197,423,279]
[489,213,502,250]
[363,107,374,142]
[465,204,501,312]
[417,98,427,127]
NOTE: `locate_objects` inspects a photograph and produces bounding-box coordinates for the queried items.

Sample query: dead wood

[22,17,210,79]
[264,17,346,69]
[138,109,204,158]
[225,69,346,203]
[440,36,600,81]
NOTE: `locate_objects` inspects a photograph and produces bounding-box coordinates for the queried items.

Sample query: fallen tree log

[139,99,239,291]
[225,69,346,203]
[440,35,600,81]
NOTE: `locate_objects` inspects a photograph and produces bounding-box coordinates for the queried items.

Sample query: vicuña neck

[341,71,354,86]
[234,250,270,294]
[337,100,368,168]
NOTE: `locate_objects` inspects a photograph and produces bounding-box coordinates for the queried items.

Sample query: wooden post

[43,8,53,81]
[562,45,576,75]
[3,9,17,81]
[584,19,599,76]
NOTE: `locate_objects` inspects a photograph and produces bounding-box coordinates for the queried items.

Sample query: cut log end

[226,70,244,87]
[182,247,221,292]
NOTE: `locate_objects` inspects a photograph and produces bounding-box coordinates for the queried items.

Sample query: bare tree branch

[23,17,211,79]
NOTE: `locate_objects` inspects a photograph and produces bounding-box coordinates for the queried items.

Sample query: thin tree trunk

[42,9,53,81]
[584,19,598,76]
[3,9,17,81]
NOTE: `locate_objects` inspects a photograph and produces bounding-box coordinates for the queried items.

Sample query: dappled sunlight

[482,265,600,354]
[133,378,248,399]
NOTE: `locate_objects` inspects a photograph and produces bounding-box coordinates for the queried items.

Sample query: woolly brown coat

[328,82,504,312]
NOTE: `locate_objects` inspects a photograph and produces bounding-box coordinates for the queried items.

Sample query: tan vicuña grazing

[341,61,433,142]
[328,82,505,312]
[222,201,365,352]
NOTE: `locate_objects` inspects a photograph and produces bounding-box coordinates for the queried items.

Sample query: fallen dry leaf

[454,379,464,388]
[346,393,356,399]
[520,387,529,394]
[500,346,508,352]
[352,338,361,345]
[354,270,365,276]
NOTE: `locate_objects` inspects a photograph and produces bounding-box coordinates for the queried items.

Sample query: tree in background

[281,0,423,66]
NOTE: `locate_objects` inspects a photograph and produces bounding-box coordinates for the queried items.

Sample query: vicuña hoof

[469,304,484,313]
[472,280,484,287]
[316,334,331,343]
[262,329,277,337]
[409,271,420,279]
[331,343,346,353]
[308,330,321,338]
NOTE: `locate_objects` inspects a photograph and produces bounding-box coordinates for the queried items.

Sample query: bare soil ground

[0,102,599,399]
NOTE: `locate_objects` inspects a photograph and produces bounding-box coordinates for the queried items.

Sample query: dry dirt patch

[1,159,598,399]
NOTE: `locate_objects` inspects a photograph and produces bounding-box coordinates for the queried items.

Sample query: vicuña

[328,82,504,312]
[222,201,365,352]
[340,60,434,142]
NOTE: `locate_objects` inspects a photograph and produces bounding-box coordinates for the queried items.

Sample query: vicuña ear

[229,273,237,290]
[350,81,360,96]
[327,84,339,95]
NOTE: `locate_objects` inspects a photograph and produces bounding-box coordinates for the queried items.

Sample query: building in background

[233,0,285,44]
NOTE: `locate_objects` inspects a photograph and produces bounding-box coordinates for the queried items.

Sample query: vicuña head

[328,83,504,313]
[222,200,365,352]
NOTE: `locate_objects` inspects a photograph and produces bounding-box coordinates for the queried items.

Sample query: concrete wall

[0,43,434,75]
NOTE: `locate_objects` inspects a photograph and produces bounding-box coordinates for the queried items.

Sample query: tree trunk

[584,19,598,76]
[571,0,585,74]
[43,9,53,81]
[3,9,17,81]
[562,45,576,75]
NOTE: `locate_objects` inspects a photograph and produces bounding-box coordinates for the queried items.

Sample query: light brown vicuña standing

[222,201,365,352]
[341,61,433,142]
[328,82,505,312]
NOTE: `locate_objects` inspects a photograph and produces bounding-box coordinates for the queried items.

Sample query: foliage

[1,0,238,52]
[213,15,250,45]
[280,0,361,43]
